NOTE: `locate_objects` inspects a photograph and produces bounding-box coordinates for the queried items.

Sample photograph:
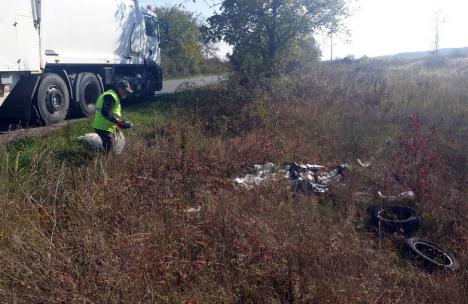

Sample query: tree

[204,0,348,79]
[155,6,204,75]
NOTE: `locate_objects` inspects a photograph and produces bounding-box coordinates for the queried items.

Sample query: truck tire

[143,65,163,100]
[76,73,102,117]
[36,73,70,125]
[143,78,156,101]
[404,238,460,271]
[155,66,163,91]
[370,205,421,235]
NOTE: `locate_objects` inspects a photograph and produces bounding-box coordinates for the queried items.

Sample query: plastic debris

[290,163,348,194]
[187,206,201,213]
[378,190,416,202]
[357,158,371,167]
[113,132,126,155]
[234,163,283,189]
[234,162,348,195]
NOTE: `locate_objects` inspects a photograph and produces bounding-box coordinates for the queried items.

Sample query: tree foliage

[155,6,228,77]
[204,0,348,78]
[155,6,204,75]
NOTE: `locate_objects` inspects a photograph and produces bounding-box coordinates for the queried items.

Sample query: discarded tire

[404,238,460,271]
[370,205,421,235]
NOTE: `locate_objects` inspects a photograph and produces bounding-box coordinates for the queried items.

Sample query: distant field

[0,56,466,303]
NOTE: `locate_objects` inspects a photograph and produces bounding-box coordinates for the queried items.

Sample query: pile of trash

[233,163,284,189]
[233,160,461,272]
[234,162,348,195]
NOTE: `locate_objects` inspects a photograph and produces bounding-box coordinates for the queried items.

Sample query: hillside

[377,46,468,60]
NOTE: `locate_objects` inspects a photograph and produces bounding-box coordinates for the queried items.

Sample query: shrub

[394,114,442,200]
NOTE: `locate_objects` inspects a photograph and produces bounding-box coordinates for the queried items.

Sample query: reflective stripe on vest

[92,90,121,133]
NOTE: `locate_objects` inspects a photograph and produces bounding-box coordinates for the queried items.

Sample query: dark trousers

[95,129,115,153]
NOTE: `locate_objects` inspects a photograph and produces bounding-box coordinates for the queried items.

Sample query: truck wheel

[76,73,102,117]
[155,66,163,91]
[142,65,163,100]
[144,79,156,100]
[36,73,70,125]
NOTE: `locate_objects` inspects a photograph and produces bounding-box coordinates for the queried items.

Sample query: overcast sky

[142,0,468,59]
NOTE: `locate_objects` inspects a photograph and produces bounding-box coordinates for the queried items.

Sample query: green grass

[0,95,180,188]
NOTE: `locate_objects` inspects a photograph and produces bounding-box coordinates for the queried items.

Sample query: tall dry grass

[0,57,467,303]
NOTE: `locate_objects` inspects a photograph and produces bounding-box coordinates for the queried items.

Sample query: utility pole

[328,24,339,63]
[434,10,442,55]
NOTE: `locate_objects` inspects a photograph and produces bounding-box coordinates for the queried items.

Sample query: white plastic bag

[79,133,103,150]
[78,131,126,155]
[114,131,126,155]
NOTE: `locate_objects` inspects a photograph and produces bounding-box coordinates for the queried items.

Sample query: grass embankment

[0,57,467,303]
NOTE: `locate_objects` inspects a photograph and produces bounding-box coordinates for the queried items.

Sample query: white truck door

[0,0,41,72]
[143,15,161,64]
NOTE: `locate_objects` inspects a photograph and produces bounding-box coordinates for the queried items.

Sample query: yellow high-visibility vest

[92,90,121,133]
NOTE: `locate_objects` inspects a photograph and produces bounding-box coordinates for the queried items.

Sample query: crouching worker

[93,80,134,153]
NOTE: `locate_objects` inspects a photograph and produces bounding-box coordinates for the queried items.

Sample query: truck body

[0,0,163,124]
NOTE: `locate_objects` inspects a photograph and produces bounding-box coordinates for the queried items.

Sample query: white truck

[0,0,163,124]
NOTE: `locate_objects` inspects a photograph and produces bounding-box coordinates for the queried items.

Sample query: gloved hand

[117,120,134,129]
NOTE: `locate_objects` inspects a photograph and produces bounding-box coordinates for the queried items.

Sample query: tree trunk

[267,0,280,77]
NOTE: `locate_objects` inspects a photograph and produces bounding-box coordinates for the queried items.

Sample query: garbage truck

[0,0,163,125]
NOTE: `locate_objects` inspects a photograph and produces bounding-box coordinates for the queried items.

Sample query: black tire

[404,237,460,271]
[35,73,70,125]
[144,65,163,100]
[144,78,156,101]
[370,205,421,235]
[155,66,163,91]
[75,73,102,117]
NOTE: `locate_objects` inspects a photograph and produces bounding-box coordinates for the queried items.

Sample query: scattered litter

[187,206,201,213]
[353,192,373,196]
[234,163,283,189]
[378,191,416,202]
[357,158,371,167]
[78,132,126,155]
[234,162,348,195]
[291,163,348,194]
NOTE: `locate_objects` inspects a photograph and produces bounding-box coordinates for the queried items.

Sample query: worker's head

[116,80,133,99]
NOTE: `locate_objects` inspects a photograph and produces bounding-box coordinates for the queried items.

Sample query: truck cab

[143,11,161,65]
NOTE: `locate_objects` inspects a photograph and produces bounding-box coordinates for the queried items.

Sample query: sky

[142,0,468,59]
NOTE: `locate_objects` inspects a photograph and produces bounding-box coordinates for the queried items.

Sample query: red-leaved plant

[395,113,442,201]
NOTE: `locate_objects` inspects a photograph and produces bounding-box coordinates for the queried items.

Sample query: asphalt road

[157,74,225,95]
[0,74,225,145]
